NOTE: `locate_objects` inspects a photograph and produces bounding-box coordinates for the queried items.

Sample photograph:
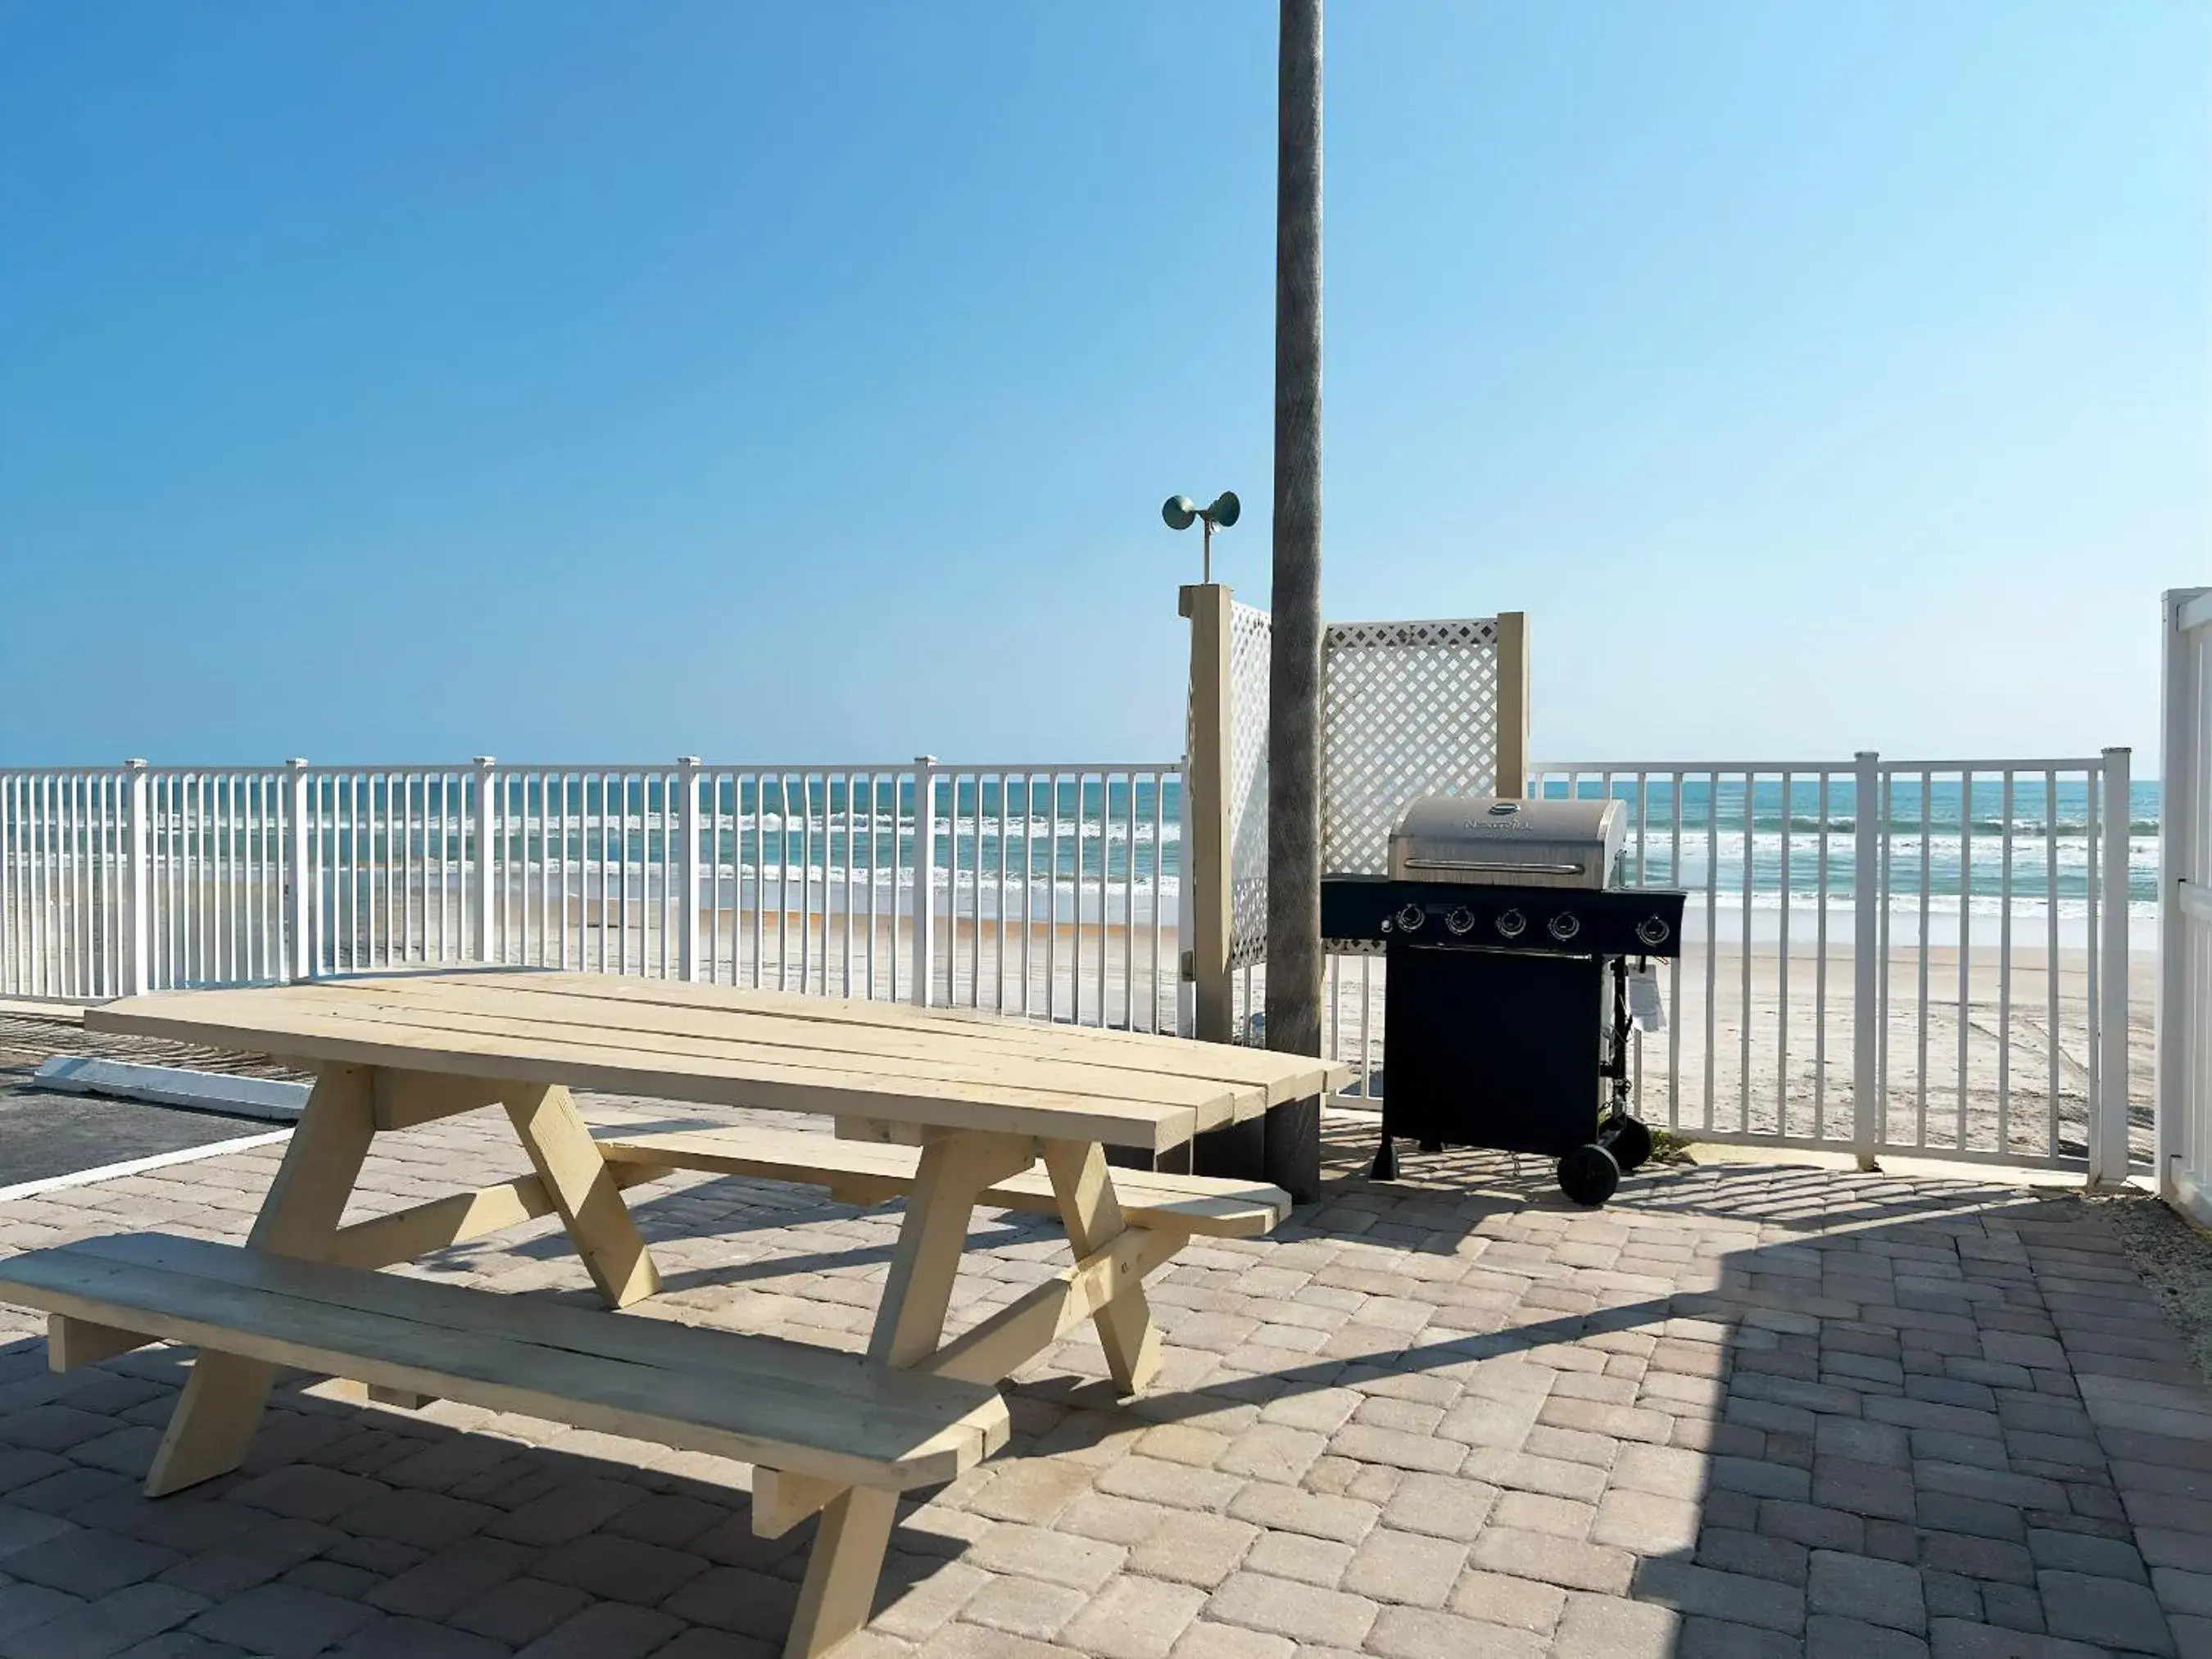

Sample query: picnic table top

[85,970,1349,1150]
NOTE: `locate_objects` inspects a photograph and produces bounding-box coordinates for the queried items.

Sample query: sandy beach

[1307,939,2155,1168]
[11,875,2156,1172]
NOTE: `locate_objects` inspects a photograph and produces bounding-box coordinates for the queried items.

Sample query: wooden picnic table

[0,970,1345,1658]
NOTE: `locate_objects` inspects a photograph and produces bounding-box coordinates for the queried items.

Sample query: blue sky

[2,2,2205,768]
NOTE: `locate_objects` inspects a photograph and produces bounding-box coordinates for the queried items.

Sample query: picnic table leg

[782,1130,1031,1658]
[785,1487,900,1659]
[1042,1140,1163,1395]
[144,1065,377,1496]
[868,1133,1034,1368]
[503,1081,660,1308]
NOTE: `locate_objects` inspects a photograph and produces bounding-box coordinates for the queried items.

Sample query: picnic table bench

[0,970,1344,1657]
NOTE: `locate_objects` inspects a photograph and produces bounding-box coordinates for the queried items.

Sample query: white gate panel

[2160,587,2212,1217]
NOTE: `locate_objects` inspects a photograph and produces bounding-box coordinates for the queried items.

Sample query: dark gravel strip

[2085,1188,2212,1389]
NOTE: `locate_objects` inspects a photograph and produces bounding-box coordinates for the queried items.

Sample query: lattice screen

[1226,602,1273,968]
[1321,618,1501,875]
[1217,609,1503,964]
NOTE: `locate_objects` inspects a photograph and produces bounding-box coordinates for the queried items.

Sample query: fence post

[124,759,150,998]
[911,755,936,1007]
[287,759,311,981]
[0,775,9,997]
[1181,583,1235,1042]
[1852,750,1881,1169]
[2157,593,2205,1200]
[2093,746,2134,1185]
[1177,770,1198,1038]
[1494,611,1530,799]
[676,758,702,982]
[474,756,497,965]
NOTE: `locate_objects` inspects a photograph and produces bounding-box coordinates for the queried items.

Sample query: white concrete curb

[31,1056,310,1122]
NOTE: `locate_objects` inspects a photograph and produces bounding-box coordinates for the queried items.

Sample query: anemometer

[1162,491,1240,583]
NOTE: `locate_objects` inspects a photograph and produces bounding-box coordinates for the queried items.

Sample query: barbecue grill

[1321,796,1687,1207]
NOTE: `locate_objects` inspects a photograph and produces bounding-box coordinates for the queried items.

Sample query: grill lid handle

[1400,858,1588,877]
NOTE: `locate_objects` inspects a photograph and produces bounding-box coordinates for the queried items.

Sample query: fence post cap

[1177,582,1233,616]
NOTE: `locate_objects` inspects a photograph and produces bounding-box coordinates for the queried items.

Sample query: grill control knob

[1444,906,1476,936]
[1494,908,1527,940]
[1636,915,1672,948]
[1548,912,1582,942]
[1395,904,1426,934]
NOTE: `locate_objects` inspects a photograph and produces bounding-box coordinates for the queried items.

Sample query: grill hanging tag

[1628,964,1666,1032]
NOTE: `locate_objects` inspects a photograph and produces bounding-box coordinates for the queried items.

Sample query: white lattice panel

[1321,617,1500,875]
[1226,601,1272,968]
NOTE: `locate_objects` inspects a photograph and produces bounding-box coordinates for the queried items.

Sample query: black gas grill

[1321,796,1686,1207]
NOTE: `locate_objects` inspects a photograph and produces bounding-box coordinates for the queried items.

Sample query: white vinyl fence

[0,758,1184,1035]
[4,746,2148,1179]
[1291,750,2145,1177]
[2160,588,2212,1219]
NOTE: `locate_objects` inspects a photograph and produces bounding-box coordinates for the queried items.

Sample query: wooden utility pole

[1262,0,1324,1203]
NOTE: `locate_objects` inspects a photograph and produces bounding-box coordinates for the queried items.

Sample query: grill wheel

[1602,1113,1653,1174]
[1557,1143,1620,1208]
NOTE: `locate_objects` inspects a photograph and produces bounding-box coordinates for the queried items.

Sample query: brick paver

[1,1067,2210,1657]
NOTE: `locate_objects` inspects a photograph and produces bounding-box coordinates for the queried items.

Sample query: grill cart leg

[1370,1132,1398,1181]
[1594,955,1655,1176]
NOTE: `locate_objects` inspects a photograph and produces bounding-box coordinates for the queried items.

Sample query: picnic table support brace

[1042,1140,1163,1394]
[48,1314,160,1372]
[753,1469,845,1539]
[504,1081,660,1308]
[922,1224,1180,1386]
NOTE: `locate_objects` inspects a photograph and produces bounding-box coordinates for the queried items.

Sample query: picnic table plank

[587,1122,1291,1235]
[2,1233,1006,1489]
[88,990,1199,1149]
[267,977,1269,1122]
[349,970,1345,1101]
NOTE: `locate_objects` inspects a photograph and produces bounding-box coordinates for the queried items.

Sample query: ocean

[695,771,2160,938]
[1532,773,2161,940]
[171,769,2160,936]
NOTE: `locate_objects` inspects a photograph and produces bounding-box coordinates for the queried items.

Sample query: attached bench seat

[589,1122,1294,1237]
[0,1232,1008,1493]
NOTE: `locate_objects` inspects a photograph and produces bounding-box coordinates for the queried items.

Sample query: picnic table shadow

[0,1136,2180,1656]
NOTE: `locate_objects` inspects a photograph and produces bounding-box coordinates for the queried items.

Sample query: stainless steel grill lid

[1387,796,1626,890]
